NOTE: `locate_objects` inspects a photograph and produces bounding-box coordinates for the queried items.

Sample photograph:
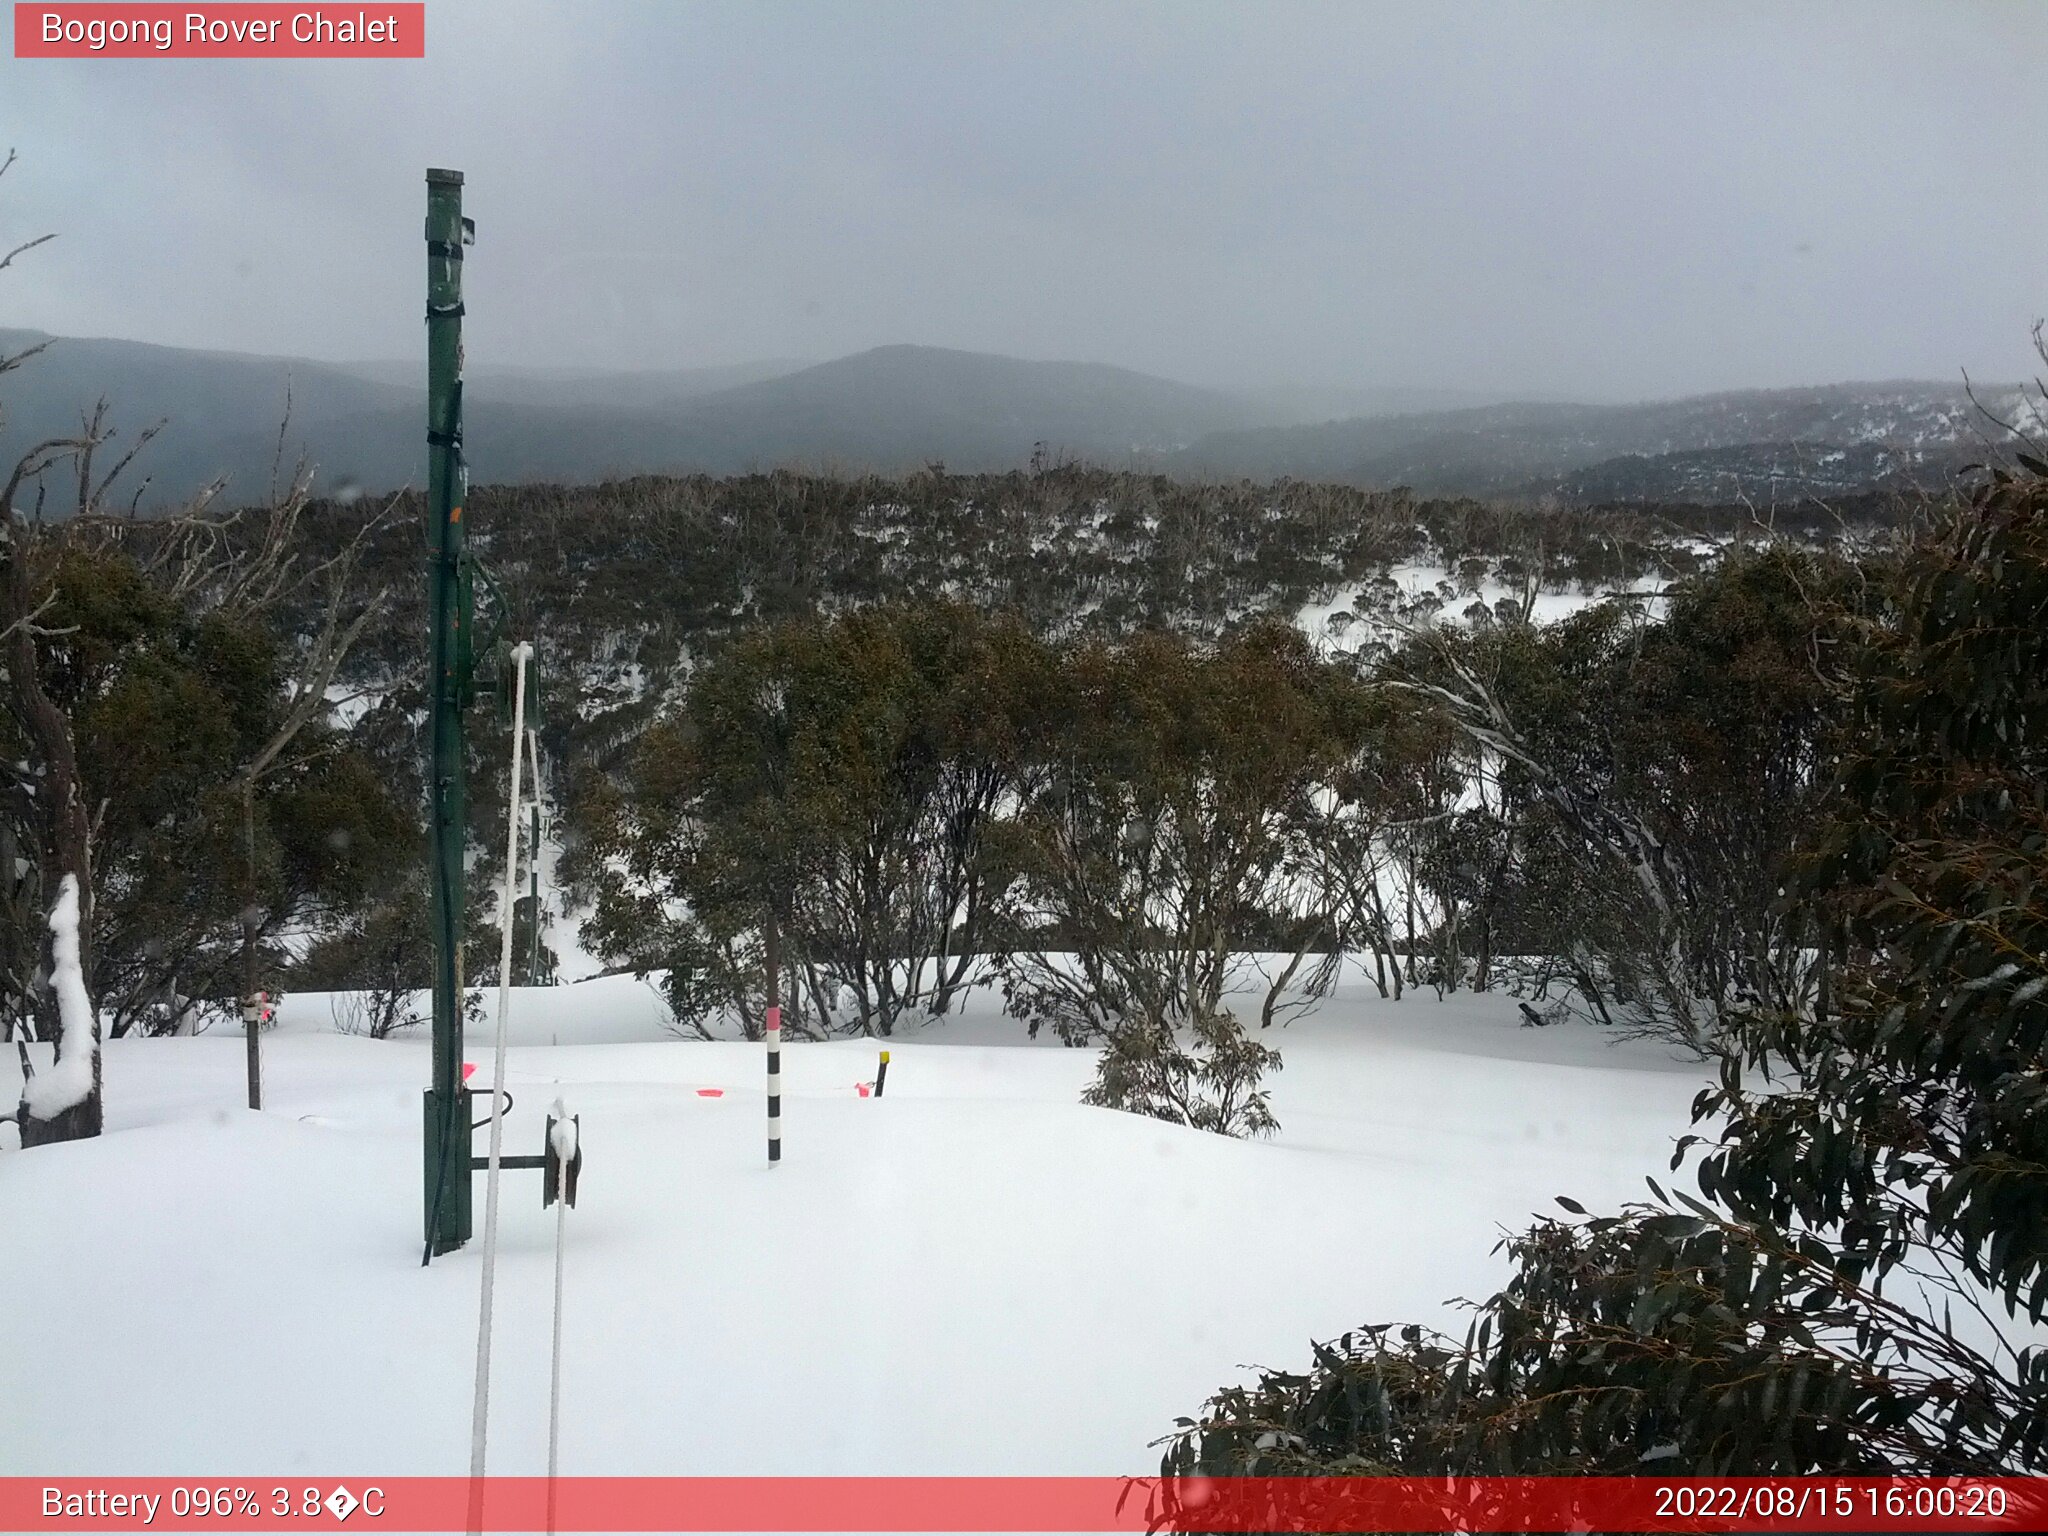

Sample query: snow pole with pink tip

[766,1003,782,1166]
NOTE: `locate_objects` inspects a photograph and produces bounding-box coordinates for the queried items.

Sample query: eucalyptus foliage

[1165,463,2048,1488]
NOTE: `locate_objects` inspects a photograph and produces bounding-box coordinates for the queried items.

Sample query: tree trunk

[6,520,102,1144]
[1404,859,1417,987]
[1813,912,1834,1023]
[242,781,262,1111]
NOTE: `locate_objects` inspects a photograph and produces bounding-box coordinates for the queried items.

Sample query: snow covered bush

[330,981,421,1040]
[997,625,1350,1133]
[1082,1006,1280,1139]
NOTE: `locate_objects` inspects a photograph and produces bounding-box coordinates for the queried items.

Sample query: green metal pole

[424,167,471,1258]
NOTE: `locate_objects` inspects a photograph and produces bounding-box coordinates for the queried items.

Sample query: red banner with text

[5,1476,2048,1533]
[14,4,424,58]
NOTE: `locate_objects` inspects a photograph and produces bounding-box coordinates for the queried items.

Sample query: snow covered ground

[1,966,1707,1477]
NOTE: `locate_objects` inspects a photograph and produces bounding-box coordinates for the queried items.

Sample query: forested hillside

[7,455,1930,1049]
[1176,381,2034,500]
[289,466,1885,821]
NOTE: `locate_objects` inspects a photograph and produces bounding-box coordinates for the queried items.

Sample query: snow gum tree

[2,152,103,1142]
[1164,461,2048,1489]
[1389,545,1859,1051]
[2,152,405,1136]
[999,622,1356,1136]
[1,513,100,1144]
[20,542,405,1039]
[584,601,1049,1037]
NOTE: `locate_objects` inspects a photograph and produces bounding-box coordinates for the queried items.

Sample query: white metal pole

[548,1184,568,1455]
[470,639,533,1494]
[546,1094,571,1536]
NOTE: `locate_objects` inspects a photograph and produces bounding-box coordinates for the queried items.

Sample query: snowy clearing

[1,967,1706,1476]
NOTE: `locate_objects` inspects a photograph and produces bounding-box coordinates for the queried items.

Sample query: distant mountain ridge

[0,328,419,505]
[646,344,1274,469]
[0,328,2026,509]
[1174,381,2030,500]
[0,333,1287,506]
[334,355,813,409]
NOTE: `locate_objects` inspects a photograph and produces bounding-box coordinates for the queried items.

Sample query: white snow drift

[1,966,1706,1476]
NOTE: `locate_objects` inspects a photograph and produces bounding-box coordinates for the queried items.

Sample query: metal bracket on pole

[543,1113,582,1208]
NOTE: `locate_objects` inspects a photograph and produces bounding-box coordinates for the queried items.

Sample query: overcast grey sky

[3,1,2043,400]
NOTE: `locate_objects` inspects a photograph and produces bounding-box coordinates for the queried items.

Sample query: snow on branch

[21,874,97,1119]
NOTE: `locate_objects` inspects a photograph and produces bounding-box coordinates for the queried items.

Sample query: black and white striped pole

[766,1003,782,1166]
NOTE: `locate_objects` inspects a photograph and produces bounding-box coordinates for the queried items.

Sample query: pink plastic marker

[696,1088,724,1098]
[462,1061,477,1082]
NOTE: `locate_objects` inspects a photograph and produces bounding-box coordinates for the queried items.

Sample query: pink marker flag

[696,1088,724,1098]
[462,1061,477,1081]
